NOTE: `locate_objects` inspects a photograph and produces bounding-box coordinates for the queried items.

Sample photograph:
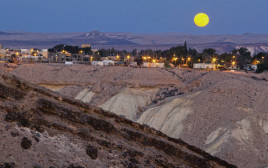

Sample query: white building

[193,63,216,70]
[102,60,114,66]
[91,61,103,66]
[65,61,73,65]
[244,64,258,71]
[91,60,114,66]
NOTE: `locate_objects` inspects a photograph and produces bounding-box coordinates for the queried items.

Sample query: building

[193,63,216,69]
[92,60,114,66]
[71,53,85,61]
[40,49,48,60]
[81,44,91,48]
[143,62,165,68]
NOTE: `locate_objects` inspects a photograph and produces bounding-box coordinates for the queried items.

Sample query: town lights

[188,57,191,61]
[152,59,156,63]
[127,55,130,59]
[232,61,235,65]
[79,50,83,54]
[233,56,235,59]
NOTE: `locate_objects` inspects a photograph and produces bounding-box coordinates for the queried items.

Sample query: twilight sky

[1,0,267,34]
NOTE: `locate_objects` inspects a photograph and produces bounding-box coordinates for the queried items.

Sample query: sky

[1,0,268,34]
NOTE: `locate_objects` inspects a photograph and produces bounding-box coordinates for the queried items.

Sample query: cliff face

[0,73,236,168]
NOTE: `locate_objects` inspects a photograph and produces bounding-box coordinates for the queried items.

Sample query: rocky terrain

[1,31,268,54]
[0,66,237,168]
[2,63,268,168]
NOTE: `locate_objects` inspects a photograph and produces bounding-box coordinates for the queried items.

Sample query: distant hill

[0,30,268,55]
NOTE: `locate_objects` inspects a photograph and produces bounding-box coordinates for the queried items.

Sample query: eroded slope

[0,73,235,168]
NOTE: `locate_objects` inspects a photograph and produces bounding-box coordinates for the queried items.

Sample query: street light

[232,61,236,70]
[181,58,184,64]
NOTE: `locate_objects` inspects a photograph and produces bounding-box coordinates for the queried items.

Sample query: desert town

[0,43,267,72]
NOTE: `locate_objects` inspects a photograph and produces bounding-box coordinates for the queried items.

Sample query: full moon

[194,13,209,27]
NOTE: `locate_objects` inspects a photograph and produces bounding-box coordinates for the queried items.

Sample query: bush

[164,60,171,68]
[256,64,265,73]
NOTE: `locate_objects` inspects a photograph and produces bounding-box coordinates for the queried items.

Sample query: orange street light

[233,56,235,59]
[152,59,156,63]
[127,55,130,59]
[232,61,235,65]
[188,57,191,61]
[79,50,83,54]
[262,56,265,59]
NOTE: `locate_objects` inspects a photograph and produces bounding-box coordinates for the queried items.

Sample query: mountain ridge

[0,30,268,54]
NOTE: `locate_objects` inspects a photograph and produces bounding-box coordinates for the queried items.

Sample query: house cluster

[0,44,96,63]
[0,47,48,62]
[0,43,262,70]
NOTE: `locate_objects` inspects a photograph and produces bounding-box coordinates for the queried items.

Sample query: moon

[194,13,209,27]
